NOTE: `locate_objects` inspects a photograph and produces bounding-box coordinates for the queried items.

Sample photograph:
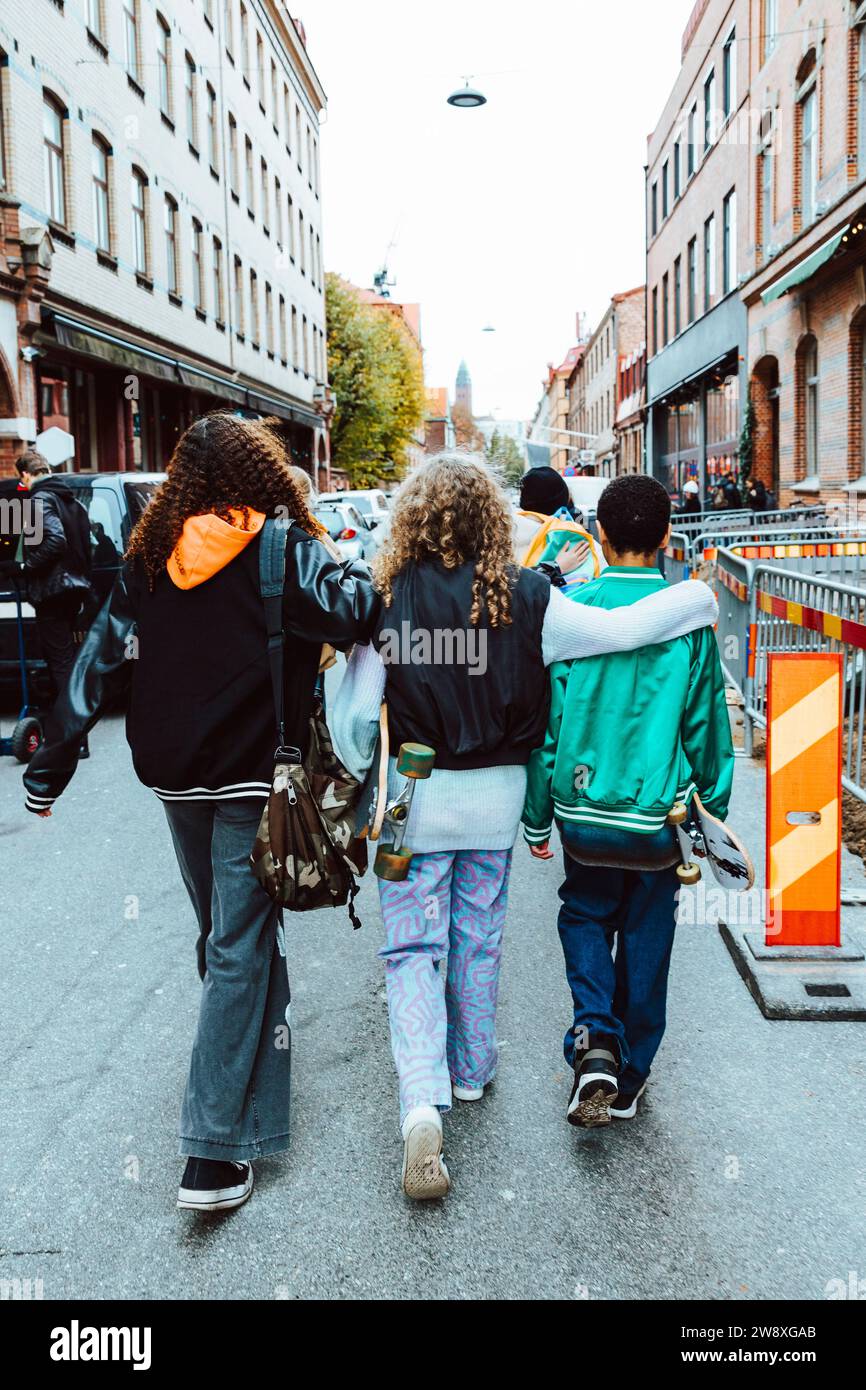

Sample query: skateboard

[667,792,755,892]
[357,702,436,881]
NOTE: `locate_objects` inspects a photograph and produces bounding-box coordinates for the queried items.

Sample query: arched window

[191,217,204,311]
[131,167,148,274]
[91,134,111,252]
[848,308,866,479]
[164,194,179,295]
[43,93,67,225]
[185,53,197,148]
[796,335,820,481]
[212,236,224,324]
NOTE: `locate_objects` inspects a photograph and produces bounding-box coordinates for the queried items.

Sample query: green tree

[486,429,526,489]
[325,275,426,487]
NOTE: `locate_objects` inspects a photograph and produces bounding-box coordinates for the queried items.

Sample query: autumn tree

[325,275,426,487]
[451,403,485,453]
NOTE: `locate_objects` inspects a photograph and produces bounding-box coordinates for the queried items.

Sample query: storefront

[33,309,325,477]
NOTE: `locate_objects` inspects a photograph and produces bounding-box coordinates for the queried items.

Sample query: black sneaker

[610,1082,647,1120]
[177,1158,253,1212]
[567,1041,619,1128]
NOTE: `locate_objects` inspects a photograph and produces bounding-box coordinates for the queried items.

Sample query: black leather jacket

[24,524,381,813]
[22,478,92,608]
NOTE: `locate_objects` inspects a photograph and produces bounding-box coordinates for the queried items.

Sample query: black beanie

[519,466,571,515]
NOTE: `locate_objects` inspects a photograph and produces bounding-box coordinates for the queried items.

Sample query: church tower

[455,360,473,416]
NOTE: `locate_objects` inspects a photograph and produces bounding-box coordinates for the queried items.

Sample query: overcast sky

[305,0,687,423]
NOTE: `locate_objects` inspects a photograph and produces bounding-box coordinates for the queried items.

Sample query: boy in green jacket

[522,474,734,1128]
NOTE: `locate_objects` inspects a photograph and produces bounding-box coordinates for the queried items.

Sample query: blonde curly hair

[373,453,516,627]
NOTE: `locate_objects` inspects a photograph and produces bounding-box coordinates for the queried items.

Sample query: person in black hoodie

[18,451,93,716]
[23,413,380,1214]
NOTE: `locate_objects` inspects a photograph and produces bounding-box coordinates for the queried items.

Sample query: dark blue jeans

[557,822,680,1094]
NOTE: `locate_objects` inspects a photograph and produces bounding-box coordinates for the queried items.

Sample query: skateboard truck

[373,742,436,881]
[667,801,702,885]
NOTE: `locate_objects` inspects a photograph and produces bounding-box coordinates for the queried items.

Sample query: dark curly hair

[126,412,320,586]
[596,474,671,556]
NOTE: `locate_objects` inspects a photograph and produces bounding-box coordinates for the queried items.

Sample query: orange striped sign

[705,540,866,563]
[756,588,866,648]
[766,653,842,947]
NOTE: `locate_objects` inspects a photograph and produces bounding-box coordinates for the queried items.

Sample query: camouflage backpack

[250,518,367,927]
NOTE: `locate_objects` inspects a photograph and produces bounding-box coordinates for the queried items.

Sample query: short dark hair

[596,474,671,555]
[16,449,50,479]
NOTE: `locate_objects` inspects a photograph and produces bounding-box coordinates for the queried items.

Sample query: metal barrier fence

[667,524,866,580]
[715,546,866,801]
[671,504,826,542]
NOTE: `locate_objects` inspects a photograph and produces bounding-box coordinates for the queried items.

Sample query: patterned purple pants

[378,849,513,1123]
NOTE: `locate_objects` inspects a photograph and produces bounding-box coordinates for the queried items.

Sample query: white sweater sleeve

[329,641,386,781]
[541,580,719,666]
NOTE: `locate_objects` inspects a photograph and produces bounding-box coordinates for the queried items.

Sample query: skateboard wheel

[667,802,688,826]
[374,845,413,881]
[676,861,702,885]
[396,742,436,779]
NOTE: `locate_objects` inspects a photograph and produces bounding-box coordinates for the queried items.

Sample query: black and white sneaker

[567,1044,619,1128]
[177,1158,254,1212]
[610,1082,647,1120]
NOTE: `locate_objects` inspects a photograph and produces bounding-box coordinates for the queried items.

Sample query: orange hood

[167,508,266,590]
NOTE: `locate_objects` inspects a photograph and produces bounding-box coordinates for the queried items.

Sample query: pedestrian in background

[675,479,702,517]
[331,453,718,1202]
[23,413,380,1215]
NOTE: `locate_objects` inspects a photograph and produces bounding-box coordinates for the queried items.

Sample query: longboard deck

[692,792,755,892]
[357,703,389,842]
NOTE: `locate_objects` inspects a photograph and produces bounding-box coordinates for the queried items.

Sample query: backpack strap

[259,517,297,755]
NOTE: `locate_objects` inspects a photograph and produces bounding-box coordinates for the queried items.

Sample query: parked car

[318,488,390,528]
[0,471,163,699]
[313,501,379,564]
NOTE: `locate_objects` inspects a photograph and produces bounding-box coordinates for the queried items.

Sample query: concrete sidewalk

[0,718,864,1300]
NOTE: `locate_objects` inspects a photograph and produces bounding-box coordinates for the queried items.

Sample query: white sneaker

[452,1083,484,1102]
[401,1105,450,1200]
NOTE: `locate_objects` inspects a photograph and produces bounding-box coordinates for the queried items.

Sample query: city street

[1,714,864,1301]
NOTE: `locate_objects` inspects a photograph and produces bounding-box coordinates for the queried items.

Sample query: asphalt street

[1,710,865,1301]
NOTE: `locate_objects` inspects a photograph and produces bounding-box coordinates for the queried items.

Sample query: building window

[704,213,716,311]
[260,157,269,231]
[858,24,866,177]
[722,188,736,293]
[309,224,315,286]
[91,135,111,252]
[0,53,8,192]
[228,113,238,192]
[131,167,148,273]
[207,83,219,171]
[661,161,669,219]
[233,254,244,335]
[722,29,736,119]
[279,294,287,362]
[213,236,224,322]
[704,69,716,151]
[224,0,234,56]
[651,181,658,236]
[651,286,658,356]
[303,314,309,374]
[157,15,172,119]
[313,137,320,196]
[287,194,295,259]
[687,104,696,177]
[203,0,214,24]
[265,281,274,354]
[316,233,322,288]
[799,336,819,479]
[256,32,265,108]
[306,124,313,183]
[191,217,204,311]
[43,94,66,225]
[124,2,140,83]
[164,194,179,294]
[673,140,681,199]
[759,135,774,261]
[296,104,303,168]
[244,135,254,213]
[249,267,260,344]
[291,305,298,367]
[86,0,103,40]
[662,272,669,347]
[185,54,198,148]
[270,60,278,122]
[763,0,777,63]
[674,255,682,336]
[240,2,250,80]
[284,84,291,149]
[299,209,305,272]
[274,177,283,246]
[799,78,818,228]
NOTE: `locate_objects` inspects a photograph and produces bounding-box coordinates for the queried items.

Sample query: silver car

[314,502,379,563]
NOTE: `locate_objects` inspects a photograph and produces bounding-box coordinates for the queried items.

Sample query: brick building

[645,0,750,505]
[742,0,866,511]
[424,387,455,454]
[539,346,581,472]
[569,287,645,477]
[616,340,647,474]
[0,1,330,479]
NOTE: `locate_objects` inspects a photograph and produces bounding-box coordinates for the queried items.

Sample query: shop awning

[176,364,247,408]
[760,227,849,304]
[52,314,178,382]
